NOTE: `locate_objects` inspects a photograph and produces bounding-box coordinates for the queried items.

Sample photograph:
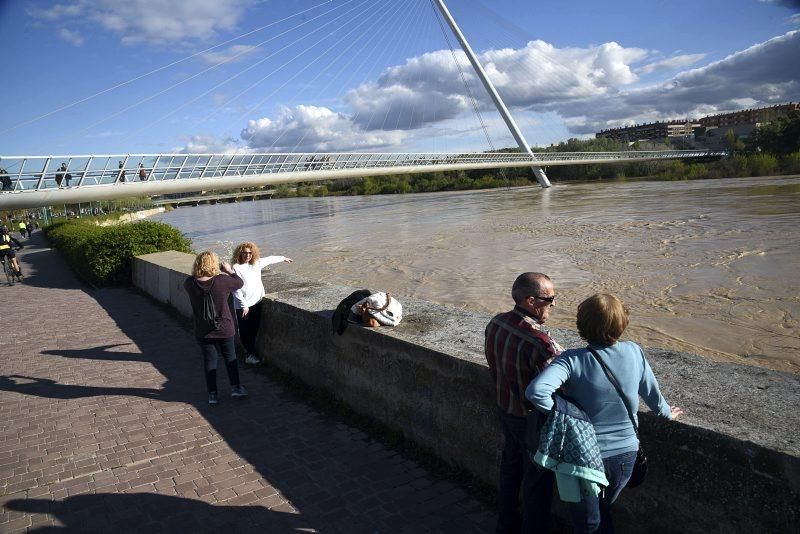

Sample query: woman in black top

[183,251,247,405]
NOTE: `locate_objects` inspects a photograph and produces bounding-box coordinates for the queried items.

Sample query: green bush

[44,219,191,286]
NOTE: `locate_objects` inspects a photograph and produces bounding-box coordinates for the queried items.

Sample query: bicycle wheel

[4,264,13,286]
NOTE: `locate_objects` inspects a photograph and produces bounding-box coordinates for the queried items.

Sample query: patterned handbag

[587,347,648,488]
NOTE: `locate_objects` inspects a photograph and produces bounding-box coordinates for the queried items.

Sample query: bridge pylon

[433,0,551,188]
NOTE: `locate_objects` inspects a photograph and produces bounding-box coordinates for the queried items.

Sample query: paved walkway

[0,232,495,533]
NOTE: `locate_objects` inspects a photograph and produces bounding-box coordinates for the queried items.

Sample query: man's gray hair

[511,272,551,304]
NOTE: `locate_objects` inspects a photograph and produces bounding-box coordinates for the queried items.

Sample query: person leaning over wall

[526,293,683,534]
[231,241,292,365]
[183,251,248,405]
[485,272,563,534]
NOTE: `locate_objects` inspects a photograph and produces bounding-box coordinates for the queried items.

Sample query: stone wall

[133,251,799,533]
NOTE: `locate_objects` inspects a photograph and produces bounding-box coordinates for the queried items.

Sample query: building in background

[595,102,799,148]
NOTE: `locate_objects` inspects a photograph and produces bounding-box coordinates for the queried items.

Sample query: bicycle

[1,256,14,286]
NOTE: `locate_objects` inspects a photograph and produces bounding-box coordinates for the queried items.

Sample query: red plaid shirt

[485,306,563,417]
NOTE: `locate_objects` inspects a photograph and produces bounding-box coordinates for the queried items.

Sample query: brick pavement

[0,231,495,533]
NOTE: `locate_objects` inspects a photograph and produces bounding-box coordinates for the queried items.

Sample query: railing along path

[0,150,727,209]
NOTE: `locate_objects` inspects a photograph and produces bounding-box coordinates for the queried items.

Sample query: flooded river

[154,175,800,374]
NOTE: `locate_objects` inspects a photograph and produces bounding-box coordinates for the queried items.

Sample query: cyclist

[0,227,24,281]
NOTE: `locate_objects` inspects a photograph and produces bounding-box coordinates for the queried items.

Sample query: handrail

[0,150,728,208]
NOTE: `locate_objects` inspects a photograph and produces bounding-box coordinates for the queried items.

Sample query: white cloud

[177,134,244,154]
[547,30,800,134]
[28,0,252,45]
[58,28,84,47]
[27,3,82,21]
[636,53,706,75]
[177,28,797,152]
[240,105,406,152]
[199,44,259,66]
[342,30,798,139]
[345,41,649,132]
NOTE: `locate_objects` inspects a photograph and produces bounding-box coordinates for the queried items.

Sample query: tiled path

[0,232,494,533]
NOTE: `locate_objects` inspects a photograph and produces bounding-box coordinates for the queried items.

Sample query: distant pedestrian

[25,222,33,237]
[118,161,126,183]
[231,241,293,365]
[138,163,147,181]
[184,251,248,405]
[55,163,66,187]
[0,169,11,191]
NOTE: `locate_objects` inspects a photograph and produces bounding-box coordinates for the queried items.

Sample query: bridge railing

[0,150,727,194]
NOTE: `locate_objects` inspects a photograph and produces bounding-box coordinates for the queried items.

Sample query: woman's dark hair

[576,293,630,346]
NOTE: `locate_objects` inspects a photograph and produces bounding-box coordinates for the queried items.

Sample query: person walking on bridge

[231,241,293,365]
[485,272,562,534]
[184,251,248,405]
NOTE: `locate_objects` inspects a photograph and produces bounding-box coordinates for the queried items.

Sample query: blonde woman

[527,293,682,533]
[232,242,293,365]
[183,251,247,404]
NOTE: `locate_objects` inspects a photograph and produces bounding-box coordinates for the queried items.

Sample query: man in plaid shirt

[485,272,563,534]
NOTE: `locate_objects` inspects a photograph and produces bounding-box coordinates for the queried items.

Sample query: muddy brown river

[154,175,800,374]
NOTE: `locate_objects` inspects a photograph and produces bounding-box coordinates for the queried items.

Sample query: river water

[153,175,800,374]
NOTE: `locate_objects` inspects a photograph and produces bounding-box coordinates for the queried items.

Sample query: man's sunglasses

[531,295,556,304]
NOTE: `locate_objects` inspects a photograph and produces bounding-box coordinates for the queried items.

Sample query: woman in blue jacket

[527,293,682,533]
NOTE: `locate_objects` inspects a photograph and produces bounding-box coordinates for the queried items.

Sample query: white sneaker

[245,354,261,365]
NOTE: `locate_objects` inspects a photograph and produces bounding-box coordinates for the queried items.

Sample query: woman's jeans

[197,336,240,393]
[571,450,638,534]
[236,304,262,355]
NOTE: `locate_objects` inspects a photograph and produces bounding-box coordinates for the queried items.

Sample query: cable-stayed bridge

[0,0,730,211]
[0,149,726,209]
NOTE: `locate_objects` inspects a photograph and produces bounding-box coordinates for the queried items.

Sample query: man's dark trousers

[497,408,554,534]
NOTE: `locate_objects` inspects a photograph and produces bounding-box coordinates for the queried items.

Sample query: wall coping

[135,250,800,461]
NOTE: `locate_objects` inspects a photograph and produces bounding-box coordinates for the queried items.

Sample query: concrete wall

[133,252,800,533]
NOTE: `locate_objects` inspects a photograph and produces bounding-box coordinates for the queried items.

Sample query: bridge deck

[0,233,494,532]
[0,150,727,209]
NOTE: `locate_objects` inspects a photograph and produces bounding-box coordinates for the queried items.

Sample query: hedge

[45,219,192,286]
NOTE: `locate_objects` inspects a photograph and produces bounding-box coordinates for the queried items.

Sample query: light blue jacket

[526,341,672,458]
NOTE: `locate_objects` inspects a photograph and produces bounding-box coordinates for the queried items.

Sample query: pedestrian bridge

[0,149,725,209]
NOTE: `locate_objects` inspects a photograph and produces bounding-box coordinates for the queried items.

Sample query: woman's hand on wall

[670,406,684,420]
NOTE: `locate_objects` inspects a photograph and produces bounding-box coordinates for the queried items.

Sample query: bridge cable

[285,0,425,154]
[0,1,335,138]
[428,0,511,183]
[264,0,418,153]
[226,0,396,146]
[119,0,377,147]
[70,0,363,145]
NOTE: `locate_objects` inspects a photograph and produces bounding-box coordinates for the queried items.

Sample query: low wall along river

[134,251,799,533]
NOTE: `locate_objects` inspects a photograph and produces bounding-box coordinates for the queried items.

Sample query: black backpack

[198,279,222,332]
[331,289,372,335]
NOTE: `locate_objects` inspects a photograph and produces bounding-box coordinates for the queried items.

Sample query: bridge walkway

[0,233,494,532]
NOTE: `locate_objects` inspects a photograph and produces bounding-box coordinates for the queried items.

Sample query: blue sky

[1,0,798,156]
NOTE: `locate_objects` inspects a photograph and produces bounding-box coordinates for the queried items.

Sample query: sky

[0,0,798,156]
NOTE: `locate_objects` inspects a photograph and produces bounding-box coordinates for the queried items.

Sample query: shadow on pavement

[0,230,493,533]
[6,493,307,533]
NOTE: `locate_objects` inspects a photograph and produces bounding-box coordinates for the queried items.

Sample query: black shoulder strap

[587,347,639,434]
